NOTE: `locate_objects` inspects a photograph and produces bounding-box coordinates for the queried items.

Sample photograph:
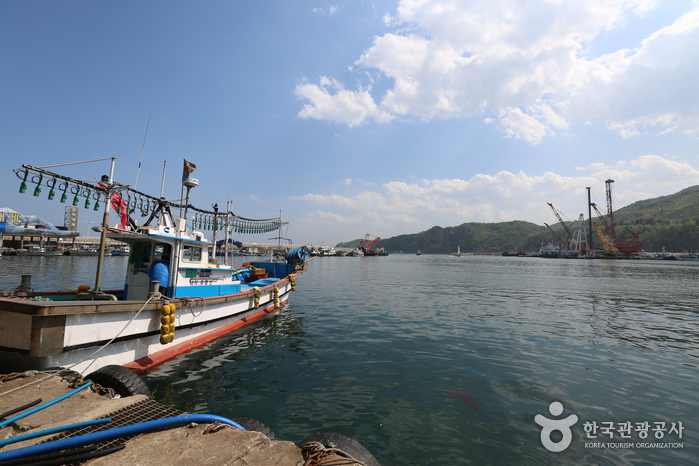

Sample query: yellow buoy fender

[159,302,177,344]
[273,286,280,309]
[253,287,261,309]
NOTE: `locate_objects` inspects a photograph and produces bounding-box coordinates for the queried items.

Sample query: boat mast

[93,157,116,295]
[225,199,233,266]
[211,203,218,262]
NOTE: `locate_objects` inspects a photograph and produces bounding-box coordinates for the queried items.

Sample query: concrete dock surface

[0,371,304,465]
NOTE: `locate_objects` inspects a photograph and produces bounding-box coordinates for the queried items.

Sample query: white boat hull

[0,277,296,375]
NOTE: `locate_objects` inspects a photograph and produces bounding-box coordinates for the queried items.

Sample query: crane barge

[591,180,643,255]
[358,234,388,256]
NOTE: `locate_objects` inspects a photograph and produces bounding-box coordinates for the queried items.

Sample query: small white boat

[22,244,63,256]
[0,159,309,376]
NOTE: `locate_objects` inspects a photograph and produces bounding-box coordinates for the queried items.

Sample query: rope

[301,442,367,466]
[180,296,206,318]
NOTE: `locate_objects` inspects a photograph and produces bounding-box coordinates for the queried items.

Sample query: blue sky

[2,0,698,246]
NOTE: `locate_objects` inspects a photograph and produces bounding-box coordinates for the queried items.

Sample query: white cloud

[291,154,699,242]
[295,77,394,126]
[305,210,362,223]
[312,5,340,16]
[297,0,699,141]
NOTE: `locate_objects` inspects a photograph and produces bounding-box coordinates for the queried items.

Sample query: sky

[1,0,698,247]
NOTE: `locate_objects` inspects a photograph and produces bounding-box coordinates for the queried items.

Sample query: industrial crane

[593,221,619,255]
[569,214,589,253]
[590,202,616,243]
[358,234,381,251]
[547,203,573,243]
[591,180,643,254]
[544,222,571,249]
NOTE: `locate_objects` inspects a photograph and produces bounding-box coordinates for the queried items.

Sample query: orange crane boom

[359,234,381,250]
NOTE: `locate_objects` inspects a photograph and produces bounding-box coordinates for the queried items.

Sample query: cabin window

[129,242,152,265]
[182,245,202,263]
[154,243,171,261]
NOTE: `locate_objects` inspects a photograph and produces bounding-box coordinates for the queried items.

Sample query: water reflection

[0,255,129,292]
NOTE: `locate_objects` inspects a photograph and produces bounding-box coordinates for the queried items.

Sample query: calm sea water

[2,255,697,464]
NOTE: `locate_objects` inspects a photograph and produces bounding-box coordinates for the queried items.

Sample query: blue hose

[0,417,111,448]
[0,382,93,429]
[0,414,245,462]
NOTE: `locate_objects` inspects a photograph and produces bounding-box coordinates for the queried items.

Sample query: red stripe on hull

[124,301,287,373]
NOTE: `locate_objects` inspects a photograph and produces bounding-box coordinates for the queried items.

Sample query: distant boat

[416,250,422,255]
[22,244,63,256]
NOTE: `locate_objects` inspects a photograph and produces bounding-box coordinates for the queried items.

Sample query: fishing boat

[0,158,309,376]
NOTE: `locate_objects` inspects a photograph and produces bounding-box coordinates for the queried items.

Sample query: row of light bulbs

[18,171,103,211]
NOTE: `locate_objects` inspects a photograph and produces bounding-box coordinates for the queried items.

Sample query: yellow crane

[593,221,619,255]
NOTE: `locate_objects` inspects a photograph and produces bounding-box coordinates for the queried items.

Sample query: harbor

[1,254,697,465]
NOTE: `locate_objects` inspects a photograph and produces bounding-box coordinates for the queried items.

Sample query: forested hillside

[336,186,699,253]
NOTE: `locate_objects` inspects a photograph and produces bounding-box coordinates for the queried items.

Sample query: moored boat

[0,158,309,376]
[21,244,63,256]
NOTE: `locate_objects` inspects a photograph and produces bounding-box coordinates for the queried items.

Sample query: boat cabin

[109,212,244,300]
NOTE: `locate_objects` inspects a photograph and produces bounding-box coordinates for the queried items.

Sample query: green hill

[336,185,699,253]
[614,185,699,223]
[612,186,699,251]
[337,221,551,254]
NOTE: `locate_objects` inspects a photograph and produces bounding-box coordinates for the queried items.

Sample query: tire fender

[298,431,380,466]
[85,365,152,398]
[232,417,275,440]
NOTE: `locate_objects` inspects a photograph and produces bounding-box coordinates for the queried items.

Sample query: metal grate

[44,399,186,465]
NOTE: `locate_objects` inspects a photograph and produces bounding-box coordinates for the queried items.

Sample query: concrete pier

[0,371,304,465]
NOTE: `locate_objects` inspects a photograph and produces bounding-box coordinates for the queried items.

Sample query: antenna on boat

[159,160,167,199]
[134,113,151,190]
